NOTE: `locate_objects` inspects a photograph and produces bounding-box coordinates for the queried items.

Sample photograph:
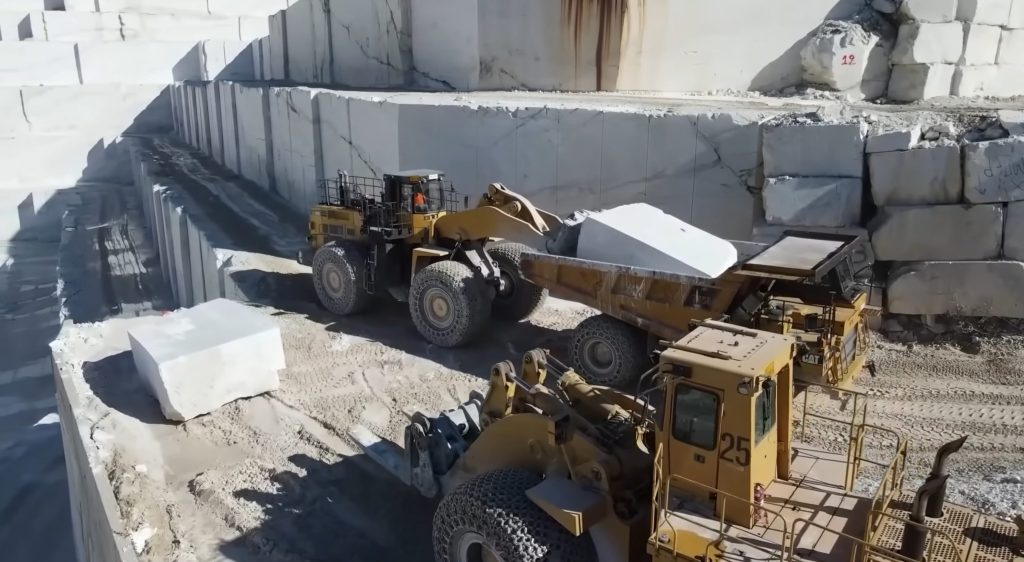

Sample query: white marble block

[127,298,285,422]
[576,203,738,278]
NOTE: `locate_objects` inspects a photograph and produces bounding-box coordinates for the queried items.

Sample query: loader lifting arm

[433,183,564,251]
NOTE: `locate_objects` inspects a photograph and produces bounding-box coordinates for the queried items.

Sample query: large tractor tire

[312,242,372,315]
[433,468,596,562]
[571,314,651,389]
[488,242,547,322]
[410,260,491,347]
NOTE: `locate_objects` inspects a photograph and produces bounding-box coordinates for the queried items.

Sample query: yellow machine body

[356,323,1022,562]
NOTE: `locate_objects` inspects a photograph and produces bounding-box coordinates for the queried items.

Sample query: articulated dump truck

[351,322,1023,562]
[520,231,876,389]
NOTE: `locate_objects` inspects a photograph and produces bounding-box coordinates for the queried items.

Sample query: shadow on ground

[220,453,437,562]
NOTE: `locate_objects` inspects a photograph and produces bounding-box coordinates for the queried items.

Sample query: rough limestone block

[77,41,199,83]
[801,22,880,92]
[192,85,210,154]
[28,11,121,41]
[198,40,254,81]
[1012,0,1024,27]
[899,0,958,22]
[892,23,964,65]
[120,13,240,42]
[330,0,409,87]
[269,87,320,211]
[957,0,1013,25]
[1004,201,1024,259]
[127,298,285,422]
[411,0,479,90]
[218,81,240,173]
[206,83,223,164]
[887,64,955,101]
[576,203,738,278]
[1000,109,1024,136]
[233,83,275,189]
[763,177,862,228]
[869,146,962,205]
[95,0,207,14]
[961,24,1002,65]
[286,0,330,83]
[0,42,78,85]
[208,0,288,16]
[952,64,1000,95]
[62,0,95,10]
[887,261,1024,317]
[268,9,287,80]
[690,113,761,241]
[870,204,1003,261]
[763,122,866,178]
[963,137,1024,202]
[866,126,922,153]
[997,30,1024,64]
[239,16,270,41]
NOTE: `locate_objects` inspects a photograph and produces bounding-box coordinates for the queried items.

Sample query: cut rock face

[762,176,862,228]
[127,299,285,422]
[575,203,738,278]
[887,63,955,101]
[888,261,1024,317]
[762,121,867,178]
[870,204,1004,261]
[869,145,962,205]
[962,137,1024,203]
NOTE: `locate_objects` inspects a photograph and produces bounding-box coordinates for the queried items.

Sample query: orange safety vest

[413,192,427,207]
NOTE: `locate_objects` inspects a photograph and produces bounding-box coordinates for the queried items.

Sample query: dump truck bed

[520,231,866,342]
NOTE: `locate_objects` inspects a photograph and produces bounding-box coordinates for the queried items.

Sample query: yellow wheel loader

[351,322,1022,562]
[304,170,562,347]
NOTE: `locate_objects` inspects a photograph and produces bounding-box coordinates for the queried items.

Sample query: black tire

[571,314,651,388]
[409,260,491,347]
[312,242,372,315]
[488,242,547,322]
[433,468,596,562]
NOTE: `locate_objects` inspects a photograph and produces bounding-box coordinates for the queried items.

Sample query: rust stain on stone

[562,0,637,89]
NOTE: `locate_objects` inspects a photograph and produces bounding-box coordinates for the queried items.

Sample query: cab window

[754,380,777,443]
[672,384,719,450]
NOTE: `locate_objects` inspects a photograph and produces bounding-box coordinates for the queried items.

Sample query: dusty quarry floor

[53,293,1024,562]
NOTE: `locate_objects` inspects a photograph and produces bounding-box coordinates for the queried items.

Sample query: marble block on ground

[127,298,285,422]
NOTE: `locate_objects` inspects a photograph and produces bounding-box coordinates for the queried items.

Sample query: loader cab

[655,322,795,531]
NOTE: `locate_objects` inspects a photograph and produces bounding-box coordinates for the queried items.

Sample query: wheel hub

[496,270,515,298]
[322,263,346,298]
[455,531,504,562]
[581,338,615,374]
[423,287,456,329]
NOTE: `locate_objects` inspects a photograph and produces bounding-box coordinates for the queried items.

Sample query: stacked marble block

[867,118,1024,317]
[888,0,1024,100]
[168,81,767,242]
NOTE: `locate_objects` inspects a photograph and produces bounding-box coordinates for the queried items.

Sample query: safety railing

[787,514,958,562]
[861,510,966,562]
[651,473,790,562]
[861,425,908,538]
[796,382,869,491]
